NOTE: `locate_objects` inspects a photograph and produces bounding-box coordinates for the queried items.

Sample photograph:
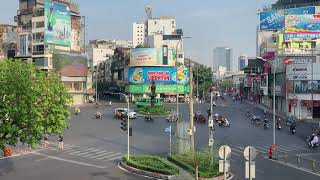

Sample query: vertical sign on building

[163,45,168,65]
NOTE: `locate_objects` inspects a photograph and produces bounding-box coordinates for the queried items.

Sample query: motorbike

[218,118,230,127]
[286,117,296,126]
[95,112,102,119]
[246,111,251,117]
[290,125,296,134]
[277,123,282,130]
[306,136,320,148]
[75,108,80,115]
[145,116,154,122]
[166,114,177,122]
[263,119,269,129]
[251,115,261,124]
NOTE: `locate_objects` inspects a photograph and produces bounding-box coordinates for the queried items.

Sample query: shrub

[168,149,222,178]
[123,155,179,175]
[137,105,171,115]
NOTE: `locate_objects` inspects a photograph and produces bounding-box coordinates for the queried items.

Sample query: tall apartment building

[272,0,320,10]
[132,22,145,47]
[15,0,90,105]
[238,54,248,71]
[213,47,233,71]
[0,24,17,59]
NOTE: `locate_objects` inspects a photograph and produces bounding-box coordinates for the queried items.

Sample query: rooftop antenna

[145,3,152,20]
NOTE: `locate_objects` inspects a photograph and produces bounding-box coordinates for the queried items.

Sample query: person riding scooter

[308,134,319,147]
[145,115,153,121]
[75,107,80,115]
[263,119,269,129]
[290,122,296,134]
[95,111,102,119]
[277,118,281,130]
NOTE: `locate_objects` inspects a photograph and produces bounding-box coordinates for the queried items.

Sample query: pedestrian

[44,134,49,148]
[58,135,64,150]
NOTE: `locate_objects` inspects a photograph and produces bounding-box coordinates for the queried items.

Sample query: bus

[135,97,163,108]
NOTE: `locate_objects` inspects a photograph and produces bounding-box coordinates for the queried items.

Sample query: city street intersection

[1,97,320,180]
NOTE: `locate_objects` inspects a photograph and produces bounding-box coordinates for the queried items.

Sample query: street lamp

[115,93,130,160]
[175,36,192,118]
[257,57,283,146]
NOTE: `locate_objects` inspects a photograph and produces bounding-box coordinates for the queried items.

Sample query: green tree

[0,60,71,150]
[219,79,234,91]
[193,64,213,95]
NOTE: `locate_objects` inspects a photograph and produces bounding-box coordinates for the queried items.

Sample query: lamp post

[257,57,283,145]
[115,93,130,160]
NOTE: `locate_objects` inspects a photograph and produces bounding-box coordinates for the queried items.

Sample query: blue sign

[128,67,189,85]
[259,6,315,30]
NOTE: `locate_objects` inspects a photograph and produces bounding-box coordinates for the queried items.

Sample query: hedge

[137,105,171,115]
[123,155,179,175]
[168,155,222,178]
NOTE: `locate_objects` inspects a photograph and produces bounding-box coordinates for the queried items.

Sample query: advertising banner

[286,63,312,80]
[259,6,315,30]
[285,14,320,39]
[52,53,88,77]
[128,84,190,93]
[130,48,176,66]
[45,0,71,47]
[128,66,189,85]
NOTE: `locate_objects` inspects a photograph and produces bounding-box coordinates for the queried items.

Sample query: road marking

[34,157,49,162]
[30,152,106,169]
[81,150,107,158]
[104,154,123,161]
[287,145,308,151]
[98,153,122,160]
[277,146,293,152]
[264,157,320,177]
[297,152,320,156]
[63,147,92,153]
[87,152,114,159]
[71,149,102,156]
[68,148,96,155]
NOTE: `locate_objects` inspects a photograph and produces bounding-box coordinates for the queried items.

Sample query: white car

[124,108,137,119]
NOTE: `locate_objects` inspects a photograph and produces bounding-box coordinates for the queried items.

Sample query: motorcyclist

[263,118,269,128]
[109,101,112,107]
[290,122,296,132]
[95,111,102,119]
[263,109,267,117]
[310,134,319,147]
[75,107,80,115]
[277,118,281,128]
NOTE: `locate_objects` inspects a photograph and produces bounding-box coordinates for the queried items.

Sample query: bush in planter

[123,155,179,175]
[168,149,221,178]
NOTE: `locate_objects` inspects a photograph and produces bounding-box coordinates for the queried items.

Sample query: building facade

[15,0,90,105]
[132,22,145,48]
[213,47,233,71]
[0,24,17,60]
[238,55,248,71]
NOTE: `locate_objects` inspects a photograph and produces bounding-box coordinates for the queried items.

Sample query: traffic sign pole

[169,126,172,156]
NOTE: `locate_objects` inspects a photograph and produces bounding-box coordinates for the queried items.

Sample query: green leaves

[0,59,72,150]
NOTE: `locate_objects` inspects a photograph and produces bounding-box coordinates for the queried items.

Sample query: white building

[132,22,145,47]
[147,16,176,36]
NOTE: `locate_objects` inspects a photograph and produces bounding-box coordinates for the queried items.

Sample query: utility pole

[197,66,199,102]
[189,61,195,152]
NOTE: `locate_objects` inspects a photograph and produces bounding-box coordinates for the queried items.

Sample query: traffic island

[119,155,179,179]
[137,105,171,116]
[168,150,233,180]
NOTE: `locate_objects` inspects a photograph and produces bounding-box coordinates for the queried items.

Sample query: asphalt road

[1,96,320,180]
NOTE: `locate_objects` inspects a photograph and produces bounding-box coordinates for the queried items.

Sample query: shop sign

[128,84,190,93]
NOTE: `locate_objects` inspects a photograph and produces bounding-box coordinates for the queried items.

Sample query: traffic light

[120,116,127,132]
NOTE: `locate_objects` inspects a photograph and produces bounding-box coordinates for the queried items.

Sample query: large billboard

[52,53,88,77]
[128,84,190,94]
[259,6,315,30]
[45,0,71,47]
[128,66,189,85]
[285,14,320,39]
[130,48,176,66]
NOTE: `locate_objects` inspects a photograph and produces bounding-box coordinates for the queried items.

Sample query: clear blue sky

[0,0,276,67]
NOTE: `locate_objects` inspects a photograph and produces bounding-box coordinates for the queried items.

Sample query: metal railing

[273,150,320,174]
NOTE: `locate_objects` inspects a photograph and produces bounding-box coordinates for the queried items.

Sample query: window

[73,82,83,92]
[178,54,183,58]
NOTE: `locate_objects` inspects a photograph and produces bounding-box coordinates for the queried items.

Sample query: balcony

[33,51,44,56]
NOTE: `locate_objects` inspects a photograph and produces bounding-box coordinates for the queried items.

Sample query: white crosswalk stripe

[98,152,122,160]
[34,143,123,162]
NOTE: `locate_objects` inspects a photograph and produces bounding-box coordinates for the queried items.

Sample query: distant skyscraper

[213,47,232,71]
[238,55,248,71]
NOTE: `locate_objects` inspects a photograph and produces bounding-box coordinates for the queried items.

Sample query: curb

[118,161,176,180]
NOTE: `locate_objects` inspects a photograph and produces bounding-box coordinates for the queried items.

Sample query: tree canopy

[0,60,72,150]
[193,64,213,95]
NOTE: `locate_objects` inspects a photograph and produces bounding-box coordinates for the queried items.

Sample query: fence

[274,150,320,174]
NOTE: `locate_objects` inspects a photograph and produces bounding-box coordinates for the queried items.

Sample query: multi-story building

[15,0,90,105]
[0,24,16,59]
[252,0,320,119]
[238,55,248,71]
[132,22,145,48]
[272,0,320,10]
[213,47,233,71]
